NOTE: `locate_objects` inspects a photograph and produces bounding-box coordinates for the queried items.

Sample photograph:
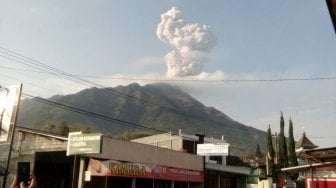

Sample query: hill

[17,83,266,155]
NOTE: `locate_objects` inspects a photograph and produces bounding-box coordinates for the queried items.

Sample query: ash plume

[157,7,217,77]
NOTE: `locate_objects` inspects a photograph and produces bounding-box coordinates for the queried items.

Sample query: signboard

[87,159,204,183]
[197,143,229,156]
[306,178,336,188]
[0,84,22,143]
[66,132,102,156]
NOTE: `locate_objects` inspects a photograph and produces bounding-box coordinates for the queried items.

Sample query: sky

[0,0,335,148]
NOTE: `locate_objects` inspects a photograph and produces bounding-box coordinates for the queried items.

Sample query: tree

[44,122,56,133]
[266,124,275,176]
[255,144,262,159]
[70,123,91,133]
[56,121,70,136]
[287,118,298,167]
[278,112,288,168]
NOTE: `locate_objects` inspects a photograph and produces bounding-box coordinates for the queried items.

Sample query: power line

[0,47,178,112]
[0,47,252,132]
[1,47,331,146]
[22,93,166,134]
[20,92,261,145]
[2,64,336,83]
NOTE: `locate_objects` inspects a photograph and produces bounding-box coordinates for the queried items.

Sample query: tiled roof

[296,132,318,150]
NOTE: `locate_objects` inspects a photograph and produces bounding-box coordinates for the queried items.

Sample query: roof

[282,147,336,173]
[131,132,227,144]
[16,126,68,141]
[282,161,336,173]
[296,132,318,150]
[301,147,336,163]
[206,163,251,175]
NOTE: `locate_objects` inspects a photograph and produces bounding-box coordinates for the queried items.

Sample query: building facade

[0,128,205,188]
[132,131,251,188]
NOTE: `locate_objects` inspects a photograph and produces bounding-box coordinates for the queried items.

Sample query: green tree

[70,123,91,133]
[44,122,56,133]
[266,125,275,176]
[119,130,133,141]
[287,118,298,167]
[278,112,288,168]
[56,121,70,136]
[255,144,262,159]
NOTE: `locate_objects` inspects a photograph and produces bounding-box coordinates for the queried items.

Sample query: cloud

[157,7,217,77]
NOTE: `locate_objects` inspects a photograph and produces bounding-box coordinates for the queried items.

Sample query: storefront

[1,128,205,188]
[83,159,203,188]
[79,133,205,188]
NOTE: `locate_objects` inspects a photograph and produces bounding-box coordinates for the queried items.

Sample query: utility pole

[1,84,23,188]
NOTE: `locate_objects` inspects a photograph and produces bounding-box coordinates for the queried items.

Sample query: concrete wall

[0,129,68,188]
[0,129,67,166]
[90,136,204,171]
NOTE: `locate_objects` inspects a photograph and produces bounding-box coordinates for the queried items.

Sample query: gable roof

[296,132,318,150]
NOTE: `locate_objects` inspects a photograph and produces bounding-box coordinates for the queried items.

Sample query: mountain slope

[17,83,266,155]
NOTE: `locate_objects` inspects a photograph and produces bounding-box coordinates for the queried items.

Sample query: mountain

[17,83,266,155]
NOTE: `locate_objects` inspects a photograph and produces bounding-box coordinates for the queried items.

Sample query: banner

[0,84,22,142]
[87,159,204,183]
[197,143,229,156]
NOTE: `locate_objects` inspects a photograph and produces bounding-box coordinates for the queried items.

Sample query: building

[296,132,318,152]
[282,147,336,188]
[281,133,336,188]
[132,131,251,188]
[0,127,72,188]
[0,127,205,188]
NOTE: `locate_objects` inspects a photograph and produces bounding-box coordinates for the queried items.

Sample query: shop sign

[66,132,102,155]
[87,159,204,183]
[197,143,229,156]
[306,178,336,188]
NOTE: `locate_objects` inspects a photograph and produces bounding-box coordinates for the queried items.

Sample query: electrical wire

[19,92,260,148]
[1,64,336,83]
[22,93,167,134]
[1,47,332,151]
[0,47,253,134]
[0,47,174,110]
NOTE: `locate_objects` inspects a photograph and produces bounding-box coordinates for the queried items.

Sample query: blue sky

[1,1,335,147]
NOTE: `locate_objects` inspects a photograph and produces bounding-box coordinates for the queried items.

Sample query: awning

[281,161,336,173]
[205,163,251,175]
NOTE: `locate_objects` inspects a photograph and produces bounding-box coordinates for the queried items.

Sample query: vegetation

[287,118,298,167]
[263,113,300,185]
[278,112,288,168]
[265,124,275,176]
[287,118,299,180]
[255,144,262,159]
[117,130,153,141]
[17,83,267,155]
[42,119,91,136]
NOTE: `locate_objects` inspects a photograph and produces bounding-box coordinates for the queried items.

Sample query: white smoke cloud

[157,7,217,77]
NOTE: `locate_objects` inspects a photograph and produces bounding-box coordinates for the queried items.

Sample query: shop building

[0,127,204,188]
[282,147,336,188]
[132,131,251,188]
[0,127,73,188]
